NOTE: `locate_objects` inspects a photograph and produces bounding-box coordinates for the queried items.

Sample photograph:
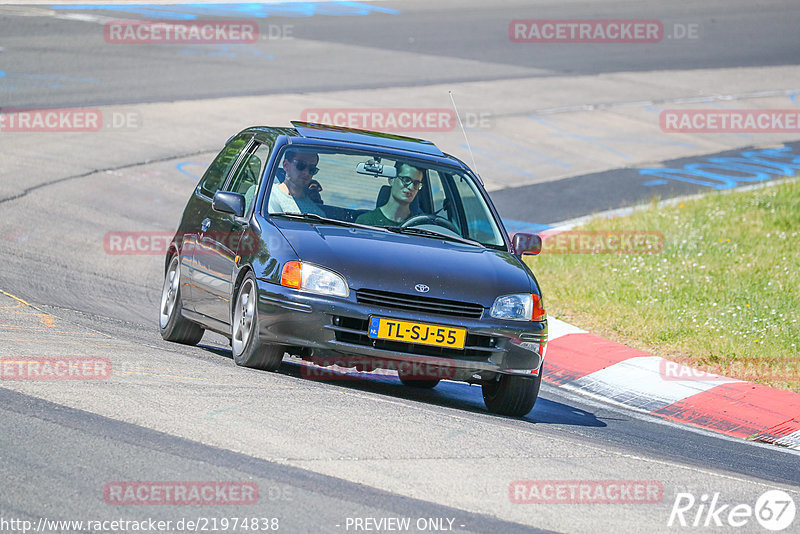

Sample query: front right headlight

[490,293,545,321]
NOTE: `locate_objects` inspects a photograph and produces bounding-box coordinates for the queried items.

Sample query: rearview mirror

[357,159,396,178]
[512,233,542,257]
[212,191,245,218]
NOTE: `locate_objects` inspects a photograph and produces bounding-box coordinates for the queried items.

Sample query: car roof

[290,121,445,157]
[242,123,477,180]
[243,122,445,157]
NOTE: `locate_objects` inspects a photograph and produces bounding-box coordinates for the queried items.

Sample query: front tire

[482,372,541,417]
[159,255,204,345]
[231,272,284,371]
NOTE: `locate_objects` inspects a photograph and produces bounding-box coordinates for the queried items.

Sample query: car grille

[330,316,498,359]
[356,288,484,320]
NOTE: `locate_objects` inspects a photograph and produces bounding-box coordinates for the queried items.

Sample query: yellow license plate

[368,317,466,349]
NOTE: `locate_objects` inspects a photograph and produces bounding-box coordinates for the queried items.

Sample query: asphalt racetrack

[1,2,799,533]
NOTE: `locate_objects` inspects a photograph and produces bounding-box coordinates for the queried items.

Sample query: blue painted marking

[791,92,800,105]
[17,73,99,83]
[501,218,552,234]
[177,45,274,59]
[179,47,236,58]
[0,72,98,91]
[466,129,571,169]
[50,2,399,20]
[642,179,668,186]
[640,168,728,189]
[463,144,535,178]
[531,114,696,153]
[368,317,380,337]
[176,161,207,181]
[598,134,696,149]
[690,162,770,182]
[528,115,633,160]
[641,146,800,189]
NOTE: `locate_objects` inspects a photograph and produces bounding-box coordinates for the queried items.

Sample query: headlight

[280,261,349,297]
[490,293,545,321]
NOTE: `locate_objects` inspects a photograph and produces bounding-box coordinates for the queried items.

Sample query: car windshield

[266,146,506,248]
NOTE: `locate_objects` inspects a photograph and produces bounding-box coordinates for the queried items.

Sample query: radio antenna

[448,90,482,184]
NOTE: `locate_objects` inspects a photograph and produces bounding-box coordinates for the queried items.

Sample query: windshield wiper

[269,212,390,232]
[385,226,485,247]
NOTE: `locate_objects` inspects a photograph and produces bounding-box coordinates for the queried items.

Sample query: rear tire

[159,255,204,345]
[231,272,284,371]
[482,372,541,417]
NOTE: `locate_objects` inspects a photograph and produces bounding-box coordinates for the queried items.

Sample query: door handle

[201,218,211,232]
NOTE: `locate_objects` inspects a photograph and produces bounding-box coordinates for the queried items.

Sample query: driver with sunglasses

[356,162,423,227]
[268,150,326,216]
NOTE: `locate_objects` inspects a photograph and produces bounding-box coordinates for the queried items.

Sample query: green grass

[526,179,800,393]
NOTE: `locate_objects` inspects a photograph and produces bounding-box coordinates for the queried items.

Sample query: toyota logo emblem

[415,284,430,293]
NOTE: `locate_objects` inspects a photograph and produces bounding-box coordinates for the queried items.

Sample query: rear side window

[199,135,250,198]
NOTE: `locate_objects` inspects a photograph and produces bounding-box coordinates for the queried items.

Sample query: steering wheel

[401,214,459,233]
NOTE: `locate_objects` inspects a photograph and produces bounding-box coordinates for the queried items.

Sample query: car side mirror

[512,233,542,257]
[212,191,246,218]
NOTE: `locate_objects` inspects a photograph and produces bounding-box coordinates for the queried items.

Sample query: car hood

[272,220,536,306]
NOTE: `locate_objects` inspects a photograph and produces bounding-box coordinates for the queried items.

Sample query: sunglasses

[396,175,424,190]
[291,159,319,176]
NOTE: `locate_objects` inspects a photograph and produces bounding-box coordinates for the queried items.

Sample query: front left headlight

[280,261,349,297]
[490,293,545,321]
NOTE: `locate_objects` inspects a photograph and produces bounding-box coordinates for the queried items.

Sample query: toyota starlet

[159,122,546,416]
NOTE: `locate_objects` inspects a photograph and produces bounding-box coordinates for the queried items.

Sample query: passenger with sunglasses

[268,150,325,216]
[356,162,423,227]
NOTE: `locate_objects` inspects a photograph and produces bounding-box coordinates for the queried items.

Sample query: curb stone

[544,316,800,449]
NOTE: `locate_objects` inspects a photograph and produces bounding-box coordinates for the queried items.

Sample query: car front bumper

[255,280,546,381]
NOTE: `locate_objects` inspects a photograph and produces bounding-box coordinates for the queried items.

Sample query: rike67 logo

[668,490,796,531]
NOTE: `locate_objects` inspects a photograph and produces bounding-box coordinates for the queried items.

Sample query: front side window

[199,135,250,198]
[451,173,501,245]
[265,146,506,248]
[225,142,271,214]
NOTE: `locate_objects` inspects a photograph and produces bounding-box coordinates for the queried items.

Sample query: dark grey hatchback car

[160,122,547,416]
